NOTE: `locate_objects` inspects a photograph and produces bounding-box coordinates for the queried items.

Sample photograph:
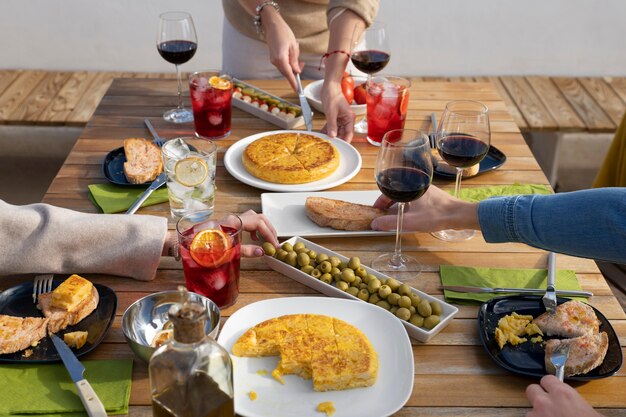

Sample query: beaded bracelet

[318,50,351,70]
[254,1,280,39]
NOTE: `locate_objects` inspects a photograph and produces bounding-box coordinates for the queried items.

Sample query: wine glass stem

[454,167,463,199]
[391,202,406,267]
[175,64,184,110]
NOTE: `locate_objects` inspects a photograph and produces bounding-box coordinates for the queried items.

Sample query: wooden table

[30,78,626,415]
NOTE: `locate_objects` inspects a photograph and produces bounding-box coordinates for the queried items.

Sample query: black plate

[0,281,117,363]
[478,295,622,381]
[434,144,507,178]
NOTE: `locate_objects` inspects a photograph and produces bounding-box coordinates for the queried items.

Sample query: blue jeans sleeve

[477,188,626,264]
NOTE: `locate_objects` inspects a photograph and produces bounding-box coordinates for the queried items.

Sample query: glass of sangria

[176,211,242,308]
[189,71,233,139]
[366,76,411,146]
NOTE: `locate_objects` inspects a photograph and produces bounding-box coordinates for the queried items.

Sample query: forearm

[0,201,168,281]
[478,188,626,263]
[323,10,365,83]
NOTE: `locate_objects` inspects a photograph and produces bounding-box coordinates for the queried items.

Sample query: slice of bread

[0,315,49,354]
[545,332,609,377]
[305,197,386,231]
[533,300,600,338]
[38,286,99,334]
[123,137,163,184]
[431,149,479,177]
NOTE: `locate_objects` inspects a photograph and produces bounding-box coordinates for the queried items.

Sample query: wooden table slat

[552,77,616,131]
[578,77,626,126]
[525,76,586,130]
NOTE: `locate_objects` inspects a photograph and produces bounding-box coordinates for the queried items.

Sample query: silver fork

[550,343,571,381]
[542,252,557,314]
[144,118,165,147]
[32,274,54,303]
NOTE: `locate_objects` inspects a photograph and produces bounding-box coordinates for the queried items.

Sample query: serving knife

[543,252,558,314]
[50,334,107,417]
[295,73,313,131]
[442,285,592,298]
[125,172,166,215]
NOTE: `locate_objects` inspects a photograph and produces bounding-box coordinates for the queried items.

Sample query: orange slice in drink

[209,76,232,90]
[190,229,232,268]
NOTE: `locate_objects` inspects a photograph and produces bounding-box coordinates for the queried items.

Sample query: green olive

[296,252,310,267]
[300,265,314,274]
[387,293,401,306]
[395,307,411,321]
[293,242,306,251]
[295,247,308,254]
[275,249,288,261]
[320,273,333,284]
[378,285,392,299]
[329,256,341,268]
[430,301,443,316]
[367,278,381,293]
[408,305,416,315]
[359,283,369,290]
[410,293,422,307]
[346,287,359,297]
[353,275,363,285]
[341,268,356,283]
[286,252,298,267]
[348,257,361,270]
[262,242,276,256]
[281,242,293,252]
[333,272,343,283]
[390,306,399,315]
[318,261,332,273]
[398,295,412,309]
[368,293,381,304]
[423,315,440,330]
[307,250,317,259]
[355,266,367,278]
[358,289,370,301]
[409,314,425,327]
[338,261,348,270]
[376,300,391,310]
[418,299,432,317]
[336,281,349,291]
[330,267,341,276]
[386,278,401,292]
[316,253,329,263]
[398,284,412,296]
[309,260,318,269]
[310,269,321,278]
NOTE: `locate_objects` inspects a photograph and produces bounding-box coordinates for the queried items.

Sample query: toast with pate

[0,315,49,354]
[545,332,609,377]
[123,137,163,184]
[305,197,386,231]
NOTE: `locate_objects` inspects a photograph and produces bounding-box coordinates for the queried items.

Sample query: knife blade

[442,285,592,297]
[126,172,167,215]
[295,73,313,131]
[50,334,107,417]
[429,112,438,148]
[144,118,163,144]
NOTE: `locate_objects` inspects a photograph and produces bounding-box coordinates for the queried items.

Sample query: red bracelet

[318,50,351,70]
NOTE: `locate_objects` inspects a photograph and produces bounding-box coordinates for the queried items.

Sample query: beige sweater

[0,200,167,281]
[223,0,380,54]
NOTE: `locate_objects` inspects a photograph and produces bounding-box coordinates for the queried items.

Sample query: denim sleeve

[477,188,626,264]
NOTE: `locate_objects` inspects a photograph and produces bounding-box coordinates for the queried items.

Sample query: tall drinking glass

[189,71,233,139]
[366,76,410,146]
[373,129,433,276]
[157,11,197,123]
[432,100,490,241]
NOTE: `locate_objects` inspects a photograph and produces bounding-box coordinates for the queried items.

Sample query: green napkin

[440,265,583,304]
[88,183,169,214]
[0,359,132,416]
[447,183,552,202]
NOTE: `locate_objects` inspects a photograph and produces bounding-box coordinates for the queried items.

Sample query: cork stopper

[168,286,207,344]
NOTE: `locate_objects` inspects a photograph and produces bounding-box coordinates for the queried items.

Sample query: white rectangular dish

[265,236,459,342]
[261,190,396,237]
[232,79,305,129]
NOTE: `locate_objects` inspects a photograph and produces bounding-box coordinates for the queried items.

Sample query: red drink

[189,72,233,139]
[177,212,243,308]
[366,76,411,146]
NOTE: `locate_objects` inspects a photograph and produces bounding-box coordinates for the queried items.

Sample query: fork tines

[32,274,54,303]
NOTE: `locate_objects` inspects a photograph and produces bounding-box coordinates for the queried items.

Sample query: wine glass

[372,129,433,276]
[350,21,390,134]
[157,11,197,123]
[432,100,491,241]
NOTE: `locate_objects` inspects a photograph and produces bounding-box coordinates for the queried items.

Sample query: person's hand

[239,209,279,257]
[320,80,355,142]
[263,13,302,91]
[525,375,602,417]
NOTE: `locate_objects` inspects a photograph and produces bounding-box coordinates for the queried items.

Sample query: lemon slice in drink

[209,76,232,90]
[175,157,208,187]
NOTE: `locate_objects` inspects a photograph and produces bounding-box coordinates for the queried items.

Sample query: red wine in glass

[351,50,390,74]
[376,167,430,202]
[157,40,197,65]
[438,134,489,168]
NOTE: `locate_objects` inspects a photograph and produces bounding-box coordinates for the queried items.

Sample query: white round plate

[303,77,367,115]
[218,297,414,417]
[223,130,362,192]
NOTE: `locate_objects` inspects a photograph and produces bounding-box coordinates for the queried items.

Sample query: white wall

[2,0,625,76]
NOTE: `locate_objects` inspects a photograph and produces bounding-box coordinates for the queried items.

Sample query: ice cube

[164,138,191,159]
[210,273,227,291]
[208,112,223,126]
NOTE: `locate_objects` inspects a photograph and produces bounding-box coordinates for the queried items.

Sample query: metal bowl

[121,290,221,363]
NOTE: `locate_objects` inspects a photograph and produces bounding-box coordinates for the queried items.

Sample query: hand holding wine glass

[157,11,197,123]
[372,129,433,276]
[432,100,490,241]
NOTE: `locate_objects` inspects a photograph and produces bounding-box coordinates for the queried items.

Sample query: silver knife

[126,172,166,215]
[430,112,438,147]
[50,334,108,417]
[442,285,592,297]
[543,252,558,313]
[295,73,313,131]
